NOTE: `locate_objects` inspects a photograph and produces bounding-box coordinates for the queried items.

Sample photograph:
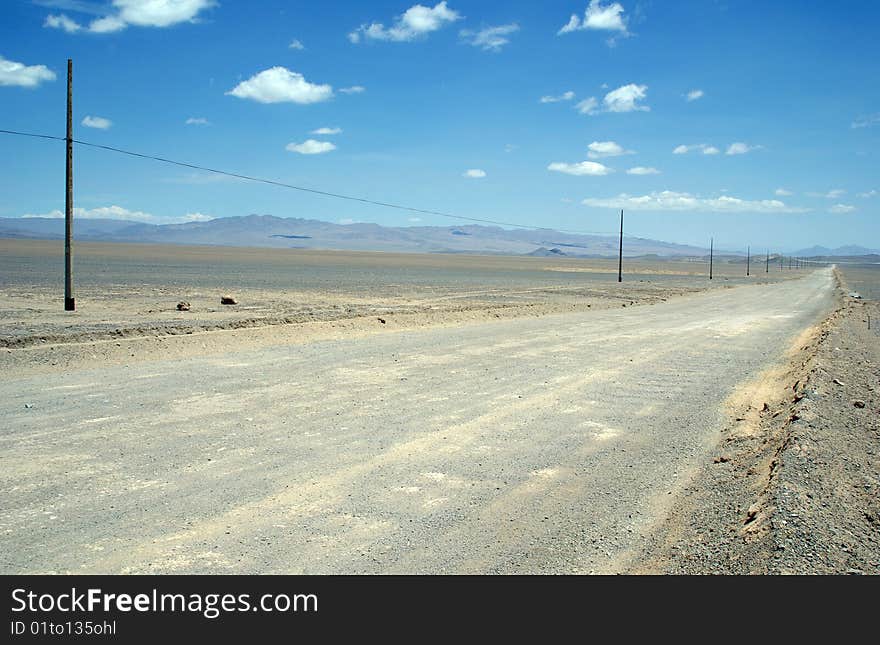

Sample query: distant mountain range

[1,214,874,259]
[0,214,707,257]
[790,244,880,257]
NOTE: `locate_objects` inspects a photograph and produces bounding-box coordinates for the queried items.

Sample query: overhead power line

[0,127,626,238]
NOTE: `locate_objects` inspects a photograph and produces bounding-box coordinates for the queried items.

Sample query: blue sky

[0,0,878,251]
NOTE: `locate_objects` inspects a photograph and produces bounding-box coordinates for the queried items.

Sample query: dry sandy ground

[628,269,879,574]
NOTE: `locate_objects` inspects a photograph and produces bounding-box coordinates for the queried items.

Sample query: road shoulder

[627,271,880,574]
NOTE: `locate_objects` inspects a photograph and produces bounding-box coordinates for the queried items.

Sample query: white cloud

[46,0,216,34]
[504,143,517,153]
[0,55,56,88]
[626,166,660,175]
[575,97,599,114]
[587,140,632,158]
[349,2,460,43]
[339,85,365,94]
[289,39,305,50]
[559,1,627,35]
[460,23,519,51]
[604,83,648,112]
[81,115,112,129]
[311,127,342,135]
[185,116,210,125]
[851,113,880,129]
[22,204,214,224]
[44,13,82,32]
[339,218,357,225]
[463,169,487,178]
[726,142,761,155]
[673,143,720,155]
[548,161,613,176]
[775,188,793,196]
[286,139,336,154]
[829,204,856,214]
[581,190,808,213]
[540,90,575,103]
[227,67,333,104]
[109,0,215,28]
[87,14,126,32]
[408,217,422,222]
[858,189,877,198]
[686,89,704,102]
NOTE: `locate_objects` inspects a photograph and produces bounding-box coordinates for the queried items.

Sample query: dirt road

[1,269,835,573]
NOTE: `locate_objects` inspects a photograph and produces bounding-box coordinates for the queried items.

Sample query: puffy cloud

[829,204,856,214]
[339,85,365,94]
[81,115,112,129]
[626,166,660,175]
[110,0,215,28]
[686,89,704,102]
[857,189,877,198]
[587,140,632,158]
[575,97,599,114]
[0,55,56,88]
[311,127,342,135]
[575,84,648,116]
[581,190,808,213]
[44,13,82,33]
[604,83,648,112]
[289,39,305,50]
[227,67,333,104]
[673,143,719,155]
[185,117,210,125]
[286,139,336,154]
[22,204,213,224]
[540,90,575,103]
[463,169,487,178]
[559,1,627,35]
[44,0,216,34]
[460,23,519,51]
[349,2,460,43]
[548,161,613,176]
[775,188,793,196]
[726,142,761,155]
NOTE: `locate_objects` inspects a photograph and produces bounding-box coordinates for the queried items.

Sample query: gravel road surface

[1,269,835,573]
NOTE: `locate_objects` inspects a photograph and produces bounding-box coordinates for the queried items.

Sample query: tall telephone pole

[766,249,769,273]
[64,58,75,311]
[709,237,713,280]
[617,209,623,283]
[746,246,750,277]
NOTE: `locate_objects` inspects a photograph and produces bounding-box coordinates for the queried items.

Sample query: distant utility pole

[789,256,792,270]
[64,58,75,312]
[746,246,750,276]
[766,250,769,273]
[617,209,623,283]
[709,237,713,280]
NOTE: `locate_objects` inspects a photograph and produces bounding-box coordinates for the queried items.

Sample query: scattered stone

[377,317,386,324]
[713,456,730,463]
[177,301,191,311]
[24,403,33,409]
[220,295,237,305]
[853,400,866,408]
[761,402,770,412]
[832,378,845,386]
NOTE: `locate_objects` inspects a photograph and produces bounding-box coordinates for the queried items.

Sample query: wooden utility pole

[746,246,750,276]
[709,237,713,280]
[617,209,623,283]
[766,250,769,273]
[64,58,75,311]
